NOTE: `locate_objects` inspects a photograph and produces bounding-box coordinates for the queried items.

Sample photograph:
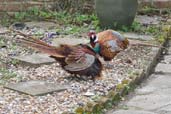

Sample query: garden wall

[0,0,170,15]
[0,0,94,14]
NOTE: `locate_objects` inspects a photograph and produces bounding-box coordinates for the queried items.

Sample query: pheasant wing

[64,47,95,71]
[101,40,123,52]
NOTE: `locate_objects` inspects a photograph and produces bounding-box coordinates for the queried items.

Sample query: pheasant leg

[105,61,114,69]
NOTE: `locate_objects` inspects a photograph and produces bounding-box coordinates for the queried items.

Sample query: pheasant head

[88,30,98,48]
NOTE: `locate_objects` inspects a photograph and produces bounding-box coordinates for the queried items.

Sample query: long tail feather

[11,29,65,58]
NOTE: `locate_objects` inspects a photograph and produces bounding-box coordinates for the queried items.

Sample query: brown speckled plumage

[89,29,129,61]
[15,31,102,80]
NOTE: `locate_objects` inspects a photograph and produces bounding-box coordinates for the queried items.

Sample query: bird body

[88,29,129,61]
[15,30,102,79]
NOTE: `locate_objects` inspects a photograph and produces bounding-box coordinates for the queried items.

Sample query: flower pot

[95,0,138,29]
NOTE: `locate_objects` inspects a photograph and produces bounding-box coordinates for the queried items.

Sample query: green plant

[14,12,27,21]
[0,68,17,85]
[116,21,142,32]
[10,59,20,65]
[0,38,5,47]
[1,6,101,34]
[145,26,159,35]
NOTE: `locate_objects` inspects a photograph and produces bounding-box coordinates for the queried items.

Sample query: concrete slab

[136,74,171,95]
[52,37,89,46]
[167,48,171,55]
[155,63,171,73]
[157,104,171,114]
[107,110,157,114]
[162,55,171,64]
[126,94,171,111]
[11,53,56,66]
[108,72,171,114]
[123,33,154,41]
[25,21,57,30]
[4,80,68,96]
[121,74,171,111]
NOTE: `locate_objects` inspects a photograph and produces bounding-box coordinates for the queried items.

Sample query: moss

[122,79,130,85]
[75,107,84,114]
[107,90,116,98]
[0,68,17,85]
[111,93,121,105]
[84,101,99,113]
[92,104,103,114]
[116,83,125,91]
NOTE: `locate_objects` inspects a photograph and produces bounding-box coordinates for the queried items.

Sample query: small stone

[0,27,9,34]
[84,91,95,97]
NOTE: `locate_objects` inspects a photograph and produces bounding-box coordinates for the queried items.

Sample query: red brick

[139,0,171,8]
[0,1,50,12]
[153,0,171,8]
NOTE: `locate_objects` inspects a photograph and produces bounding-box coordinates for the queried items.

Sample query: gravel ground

[0,25,155,114]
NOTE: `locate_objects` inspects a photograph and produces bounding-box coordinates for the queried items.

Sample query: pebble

[84,91,95,97]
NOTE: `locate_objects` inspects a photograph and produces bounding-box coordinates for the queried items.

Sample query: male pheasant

[14,30,102,80]
[88,29,129,68]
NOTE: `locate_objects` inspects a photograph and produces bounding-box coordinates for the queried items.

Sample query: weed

[0,38,5,47]
[10,59,20,65]
[139,6,159,15]
[145,26,159,35]
[116,21,142,33]
[0,68,17,85]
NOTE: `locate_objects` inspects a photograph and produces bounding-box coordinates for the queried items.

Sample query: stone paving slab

[162,55,171,64]
[107,110,157,114]
[136,74,171,95]
[123,33,154,41]
[4,80,68,96]
[25,21,57,30]
[167,48,171,55]
[11,53,56,66]
[155,63,171,73]
[107,73,171,114]
[126,94,171,111]
[157,105,171,113]
[136,15,161,25]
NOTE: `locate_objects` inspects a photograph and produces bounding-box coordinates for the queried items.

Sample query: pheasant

[88,29,129,68]
[13,30,103,80]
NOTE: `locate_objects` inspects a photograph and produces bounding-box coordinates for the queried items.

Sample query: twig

[129,39,168,50]
[9,28,34,39]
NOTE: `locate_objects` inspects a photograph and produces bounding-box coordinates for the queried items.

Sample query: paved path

[107,43,171,114]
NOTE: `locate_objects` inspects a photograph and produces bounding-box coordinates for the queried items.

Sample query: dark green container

[95,0,138,29]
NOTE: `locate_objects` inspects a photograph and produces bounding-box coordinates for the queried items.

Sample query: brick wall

[0,0,56,12]
[139,0,171,8]
[0,0,170,15]
[0,0,94,14]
